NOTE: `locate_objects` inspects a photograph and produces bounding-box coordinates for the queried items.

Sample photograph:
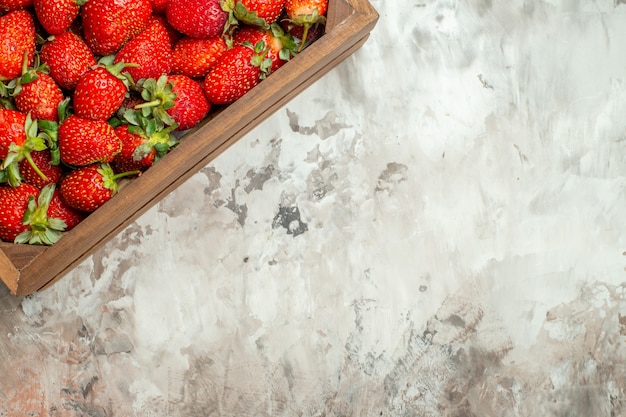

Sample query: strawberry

[0,183,39,242]
[171,36,227,79]
[73,59,133,121]
[150,0,169,15]
[203,42,271,105]
[284,0,327,51]
[19,149,63,188]
[138,74,210,131]
[221,0,285,32]
[0,0,32,13]
[40,31,97,91]
[13,55,65,122]
[165,0,227,39]
[82,0,153,56]
[47,187,84,230]
[0,111,52,187]
[112,112,177,173]
[58,115,122,166]
[0,10,36,82]
[14,183,81,245]
[34,0,86,36]
[59,163,137,212]
[233,24,297,72]
[0,109,27,161]
[113,17,173,82]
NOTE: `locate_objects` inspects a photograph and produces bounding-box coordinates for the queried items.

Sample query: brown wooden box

[0,0,379,295]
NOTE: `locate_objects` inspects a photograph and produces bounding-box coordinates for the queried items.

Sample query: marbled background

[2,0,626,415]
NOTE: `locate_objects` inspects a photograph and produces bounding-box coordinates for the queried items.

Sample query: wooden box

[0,0,379,295]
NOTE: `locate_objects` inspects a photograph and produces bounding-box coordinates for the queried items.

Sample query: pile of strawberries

[0,0,328,245]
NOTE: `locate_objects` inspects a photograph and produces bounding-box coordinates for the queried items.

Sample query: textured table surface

[2,0,626,415]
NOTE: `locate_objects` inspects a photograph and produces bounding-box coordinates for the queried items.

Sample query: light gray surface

[2,1,626,415]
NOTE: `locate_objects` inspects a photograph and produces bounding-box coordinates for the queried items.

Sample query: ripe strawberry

[0,0,32,13]
[13,56,65,122]
[221,0,285,32]
[113,17,173,82]
[165,0,227,39]
[34,0,86,36]
[0,10,36,81]
[14,183,81,245]
[0,183,39,242]
[0,110,52,187]
[82,0,153,56]
[112,113,177,172]
[233,24,297,72]
[40,31,97,91]
[59,163,137,212]
[73,60,132,121]
[284,0,327,51]
[19,149,63,188]
[47,188,84,230]
[150,0,169,14]
[171,36,227,79]
[203,42,271,105]
[139,74,210,131]
[0,109,27,161]
[58,115,122,166]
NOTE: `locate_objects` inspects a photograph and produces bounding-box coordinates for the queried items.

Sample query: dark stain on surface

[272,205,308,236]
[286,109,352,140]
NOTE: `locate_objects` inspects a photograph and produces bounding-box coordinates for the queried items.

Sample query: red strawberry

[59,163,137,212]
[14,183,80,245]
[0,183,39,242]
[165,0,227,39]
[0,109,27,161]
[284,0,327,51]
[150,0,169,14]
[34,0,86,36]
[139,74,210,131]
[13,56,65,122]
[47,188,84,230]
[221,0,285,32]
[82,0,153,56]
[113,17,173,82]
[0,10,36,81]
[73,61,132,121]
[19,149,63,188]
[0,113,58,187]
[0,0,32,13]
[40,31,97,91]
[203,42,271,105]
[171,36,227,79]
[112,114,177,172]
[58,115,122,166]
[233,24,297,72]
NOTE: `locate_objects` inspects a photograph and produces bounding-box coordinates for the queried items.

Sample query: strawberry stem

[24,152,49,182]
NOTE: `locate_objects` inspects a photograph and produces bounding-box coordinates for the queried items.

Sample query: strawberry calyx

[135,75,178,127]
[97,55,140,88]
[269,23,299,62]
[244,41,273,79]
[99,163,140,193]
[123,109,179,162]
[10,51,49,97]
[221,0,271,35]
[1,113,49,187]
[15,183,67,245]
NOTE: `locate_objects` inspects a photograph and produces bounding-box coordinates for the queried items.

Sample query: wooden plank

[3,0,380,296]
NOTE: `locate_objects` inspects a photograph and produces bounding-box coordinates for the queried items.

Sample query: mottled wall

[1,0,626,415]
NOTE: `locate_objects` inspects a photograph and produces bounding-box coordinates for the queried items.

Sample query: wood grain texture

[1,0,379,296]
